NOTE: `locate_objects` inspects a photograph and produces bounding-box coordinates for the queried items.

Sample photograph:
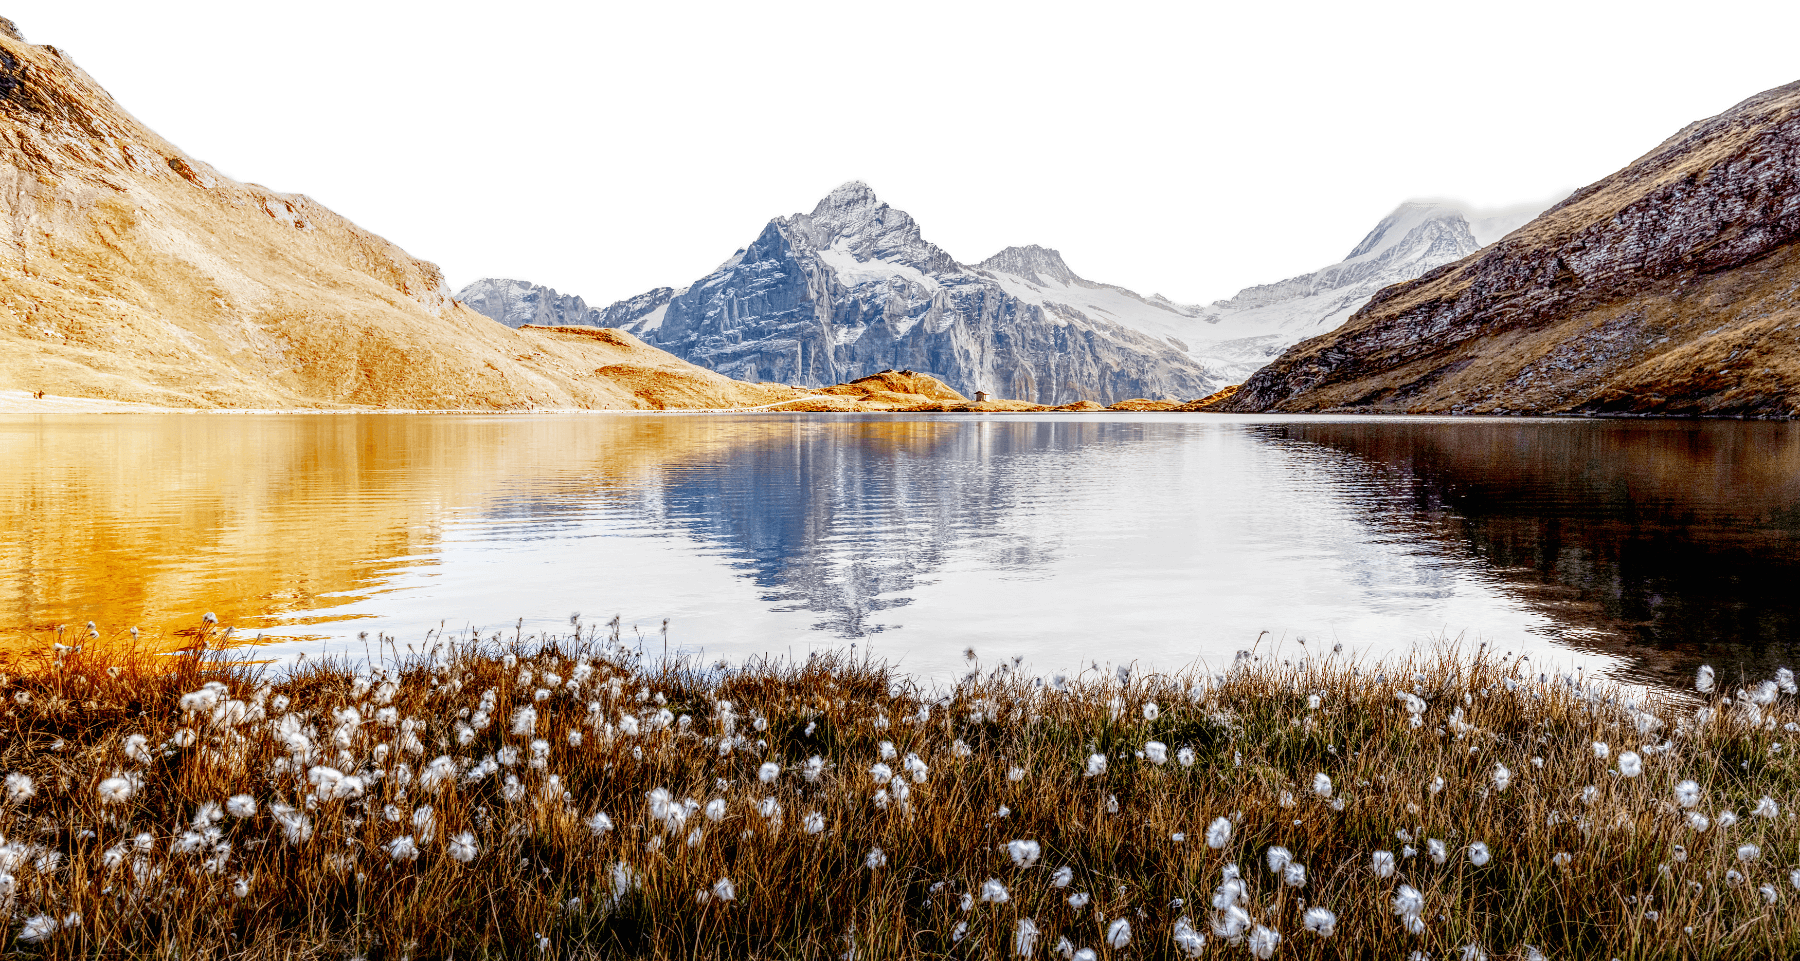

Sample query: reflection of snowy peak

[458,187,1555,396]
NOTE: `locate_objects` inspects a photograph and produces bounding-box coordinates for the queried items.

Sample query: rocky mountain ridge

[1223,80,1800,417]
[462,191,1550,397]
[608,182,1223,404]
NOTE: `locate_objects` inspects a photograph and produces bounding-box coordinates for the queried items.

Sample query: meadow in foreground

[0,620,1797,960]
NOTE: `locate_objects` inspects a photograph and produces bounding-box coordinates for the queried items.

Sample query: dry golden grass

[0,622,1796,959]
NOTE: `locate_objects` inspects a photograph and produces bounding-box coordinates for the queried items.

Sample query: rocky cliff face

[465,190,1548,398]
[1224,81,1800,417]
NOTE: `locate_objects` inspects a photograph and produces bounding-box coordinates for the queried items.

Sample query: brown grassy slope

[1223,80,1800,417]
[0,25,795,411]
[818,370,968,403]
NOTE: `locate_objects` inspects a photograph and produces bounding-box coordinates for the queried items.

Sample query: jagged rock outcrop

[467,190,1549,399]
[1223,80,1800,417]
[459,278,601,328]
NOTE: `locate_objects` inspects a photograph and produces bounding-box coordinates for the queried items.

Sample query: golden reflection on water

[0,414,960,658]
[7,413,1798,685]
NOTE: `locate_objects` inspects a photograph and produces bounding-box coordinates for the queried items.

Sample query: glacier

[456,185,1554,402]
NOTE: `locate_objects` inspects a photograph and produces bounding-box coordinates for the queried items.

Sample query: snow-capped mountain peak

[976,245,1081,287]
[457,185,1558,398]
[1343,198,1550,262]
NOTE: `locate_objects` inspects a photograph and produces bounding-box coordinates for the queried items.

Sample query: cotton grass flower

[865,847,887,869]
[1393,884,1425,921]
[1312,772,1332,798]
[1104,919,1131,949]
[1145,741,1168,765]
[1697,665,1715,693]
[1592,741,1609,759]
[803,811,825,834]
[3,773,33,804]
[1492,764,1511,792]
[385,835,420,861]
[1206,817,1231,849]
[758,762,780,784]
[1753,796,1779,818]
[1266,845,1292,872]
[1247,925,1279,959]
[1303,907,1337,936]
[17,914,57,943]
[1171,916,1206,957]
[97,775,134,805]
[1051,865,1073,888]
[1468,842,1491,867]
[447,832,478,863]
[123,734,151,764]
[981,878,1010,902]
[1213,904,1250,940]
[1738,843,1761,862]
[1008,839,1042,868]
[1283,862,1306,887]
[585,812,614,836]
[1143,702,1160,721]
[1014,919,1040,957]
[1428,838,1447,864]
[1687,812,1711,832]
[1675,780,1701,808]
[1617,751,1643,777]
[1372,850,1396,878]
[1084,754,1106,777]
[711,877,736,902]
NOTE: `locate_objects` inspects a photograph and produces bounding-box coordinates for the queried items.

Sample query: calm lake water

[4,413,1797,685]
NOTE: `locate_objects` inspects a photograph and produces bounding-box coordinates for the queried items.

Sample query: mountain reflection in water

[1249,419,1800,684]
[3,413,1795,685]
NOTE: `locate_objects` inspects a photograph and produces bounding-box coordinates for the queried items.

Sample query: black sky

[17,12,1800,309]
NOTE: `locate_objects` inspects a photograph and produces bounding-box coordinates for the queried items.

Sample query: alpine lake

[5,412,1797,688]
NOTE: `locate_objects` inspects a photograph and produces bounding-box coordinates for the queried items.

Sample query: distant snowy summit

[1193,198,1556,381]
[457,185,1554,401]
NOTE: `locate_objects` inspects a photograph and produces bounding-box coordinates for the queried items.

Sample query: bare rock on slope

[1222,80,1800,418]
[0,26,783,410]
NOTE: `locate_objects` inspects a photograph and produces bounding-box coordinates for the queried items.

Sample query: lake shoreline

[5,388,1797,420]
